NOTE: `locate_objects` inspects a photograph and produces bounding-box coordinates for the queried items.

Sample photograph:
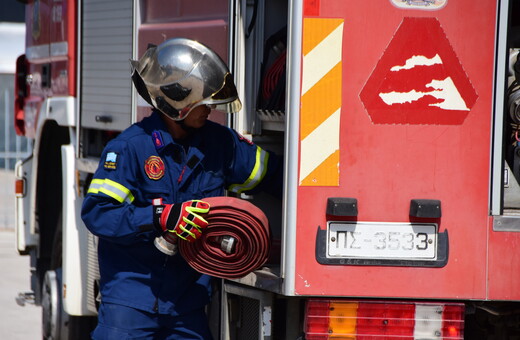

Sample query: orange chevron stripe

[300,62,342,140]
[300,149,340,186]
[303,18,344,56]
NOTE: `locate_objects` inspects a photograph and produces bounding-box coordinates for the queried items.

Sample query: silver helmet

[130,38,242,120]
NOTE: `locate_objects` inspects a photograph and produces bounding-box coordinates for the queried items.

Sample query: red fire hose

[178,196,271,279]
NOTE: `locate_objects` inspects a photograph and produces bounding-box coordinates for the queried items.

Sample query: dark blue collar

[141,110,205,152]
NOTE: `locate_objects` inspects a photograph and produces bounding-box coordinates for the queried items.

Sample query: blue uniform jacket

[81,110,281,315]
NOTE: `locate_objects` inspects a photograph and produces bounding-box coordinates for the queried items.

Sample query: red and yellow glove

[154,199,210,242]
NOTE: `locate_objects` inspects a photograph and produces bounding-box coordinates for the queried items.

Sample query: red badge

[144,156,165,180]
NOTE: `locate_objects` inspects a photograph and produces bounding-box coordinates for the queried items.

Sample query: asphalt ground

[0,230,42,339]
[0,170,41,339]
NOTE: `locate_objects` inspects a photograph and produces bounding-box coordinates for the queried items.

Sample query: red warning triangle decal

[360,17,478,125]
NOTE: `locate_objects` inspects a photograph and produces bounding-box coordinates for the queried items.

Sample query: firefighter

[81,38,282,339]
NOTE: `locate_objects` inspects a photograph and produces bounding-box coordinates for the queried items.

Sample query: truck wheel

[41,269,60,339]
[41,268,95,340]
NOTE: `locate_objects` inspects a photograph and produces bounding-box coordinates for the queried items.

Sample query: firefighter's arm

[81,195,154,245]
[226,129,283,198]
[80,141,155,245]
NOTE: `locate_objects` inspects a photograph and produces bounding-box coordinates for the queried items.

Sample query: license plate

[327,222,437,260]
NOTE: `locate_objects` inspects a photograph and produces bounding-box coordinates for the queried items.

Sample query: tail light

[305,299,464,339]
[15,178,26,198]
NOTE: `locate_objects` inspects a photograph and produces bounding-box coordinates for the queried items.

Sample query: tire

[41,270,60,340]
[41,268,96,340]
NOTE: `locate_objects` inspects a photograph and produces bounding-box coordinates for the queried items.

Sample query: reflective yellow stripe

[87,178,135,204]
[87,178,104,194]
[229,146,269,194]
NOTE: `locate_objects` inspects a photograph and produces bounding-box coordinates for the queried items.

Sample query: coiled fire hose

[178,196,271,279]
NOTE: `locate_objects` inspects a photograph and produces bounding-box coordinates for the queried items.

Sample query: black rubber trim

[410,199,442,218]
[326,197,358,217]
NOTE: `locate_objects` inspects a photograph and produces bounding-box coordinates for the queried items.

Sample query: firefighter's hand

[159,200,210,242]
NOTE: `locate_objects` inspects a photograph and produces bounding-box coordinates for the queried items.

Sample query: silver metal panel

[493,215,520,232]
[84,0,132,11]
[80,100,133,111]
[86,232,99,313]
[82,86,131,98]
[281,0,303,296]
[82,34,131,46]
[82,71,129,80]
[83,78,130,90]
[80,0,133,131]
[490,0,511,215]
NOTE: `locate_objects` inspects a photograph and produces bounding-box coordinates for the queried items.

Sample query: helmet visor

[214,98,242,114]
[198,73,242,113]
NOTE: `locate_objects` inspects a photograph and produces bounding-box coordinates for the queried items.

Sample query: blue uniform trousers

[91,302,213,340]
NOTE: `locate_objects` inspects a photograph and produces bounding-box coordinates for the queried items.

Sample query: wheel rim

[42,270,60,340]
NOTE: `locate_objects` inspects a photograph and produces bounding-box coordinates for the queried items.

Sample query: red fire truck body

[13,0,520,338]
[294,0,501,300]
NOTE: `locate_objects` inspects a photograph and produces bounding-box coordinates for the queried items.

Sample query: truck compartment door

[15,156,38,254]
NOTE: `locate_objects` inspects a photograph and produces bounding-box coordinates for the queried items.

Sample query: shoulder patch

[104,152,118,170]
[152,130,164,150]
[145,155,165,180]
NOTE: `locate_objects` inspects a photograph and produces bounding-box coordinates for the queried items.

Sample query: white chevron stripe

[299,108,341,183]
[301,23,343,96]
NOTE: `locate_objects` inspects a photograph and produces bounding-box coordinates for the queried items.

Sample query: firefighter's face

[183,105,212,129]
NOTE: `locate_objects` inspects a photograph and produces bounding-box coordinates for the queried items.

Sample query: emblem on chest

[145,155,165,180]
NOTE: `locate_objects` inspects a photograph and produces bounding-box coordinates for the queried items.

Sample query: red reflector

[357,302,415,338]
[305,300,331,340]
[15,178,25,197]
[442,304,465,338]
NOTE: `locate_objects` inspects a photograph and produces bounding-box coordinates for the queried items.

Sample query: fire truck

[13,0,520,338]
